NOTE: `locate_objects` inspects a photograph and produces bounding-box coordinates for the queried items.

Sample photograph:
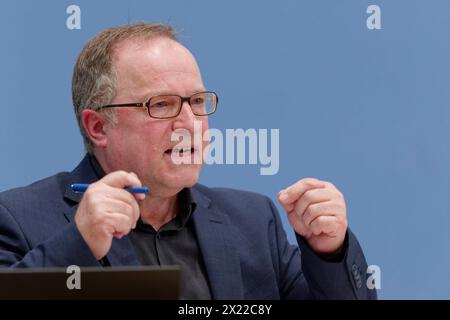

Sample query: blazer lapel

[191,188,244,299]
[62,155,139,267]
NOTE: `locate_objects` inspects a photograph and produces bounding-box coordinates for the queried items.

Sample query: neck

[139,194,180,231]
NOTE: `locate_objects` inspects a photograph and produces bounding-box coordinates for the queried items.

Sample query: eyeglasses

[98,91,218,119]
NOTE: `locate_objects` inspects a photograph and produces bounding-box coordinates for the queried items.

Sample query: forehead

[111,37,203,95]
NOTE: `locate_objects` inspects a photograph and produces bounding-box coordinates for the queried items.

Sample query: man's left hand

[278,178,348,256]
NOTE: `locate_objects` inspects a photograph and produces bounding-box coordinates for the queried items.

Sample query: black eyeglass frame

[98,91,218,119]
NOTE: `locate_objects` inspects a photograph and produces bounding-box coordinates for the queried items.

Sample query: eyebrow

[144,88,207,98]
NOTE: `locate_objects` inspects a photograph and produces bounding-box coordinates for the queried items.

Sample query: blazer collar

[63,154,102,204]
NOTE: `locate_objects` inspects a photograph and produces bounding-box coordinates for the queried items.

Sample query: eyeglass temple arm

[99,102,146,109]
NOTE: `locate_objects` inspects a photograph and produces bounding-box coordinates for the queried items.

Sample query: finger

[100,171,144,194]
[303,201,343,227]
[97,197,133,215]
[309,216,339,237]
[129,172,146,201]
[279,178,326,205]
[286,210,310,237]
[103,188,140,227]
[278,191,295,213]
[292,188,335,218]
[103,197,139,228]
[107,212,135,238]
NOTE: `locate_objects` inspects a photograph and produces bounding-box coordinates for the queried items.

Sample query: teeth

[172,147,192,154]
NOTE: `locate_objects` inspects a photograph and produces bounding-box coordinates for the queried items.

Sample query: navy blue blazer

[0,155,376,299]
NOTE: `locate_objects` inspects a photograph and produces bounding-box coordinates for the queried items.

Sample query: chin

[165,170,200,189]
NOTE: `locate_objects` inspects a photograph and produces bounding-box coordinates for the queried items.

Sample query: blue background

[1,0,448,299]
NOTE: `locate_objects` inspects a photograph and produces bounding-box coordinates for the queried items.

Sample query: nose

[172,100,196,133]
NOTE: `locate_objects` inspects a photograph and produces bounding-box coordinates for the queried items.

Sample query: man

[0,23,375,299]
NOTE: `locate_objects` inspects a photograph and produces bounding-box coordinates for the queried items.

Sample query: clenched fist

[75,171,145,260]
[278,178,348,256]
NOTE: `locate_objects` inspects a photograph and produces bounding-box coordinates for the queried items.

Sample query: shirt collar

[134,188,196,233]
[88,153,107,180]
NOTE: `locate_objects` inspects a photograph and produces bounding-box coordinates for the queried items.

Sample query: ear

[81,109,108,149]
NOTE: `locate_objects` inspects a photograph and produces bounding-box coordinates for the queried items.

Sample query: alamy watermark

[170,121,279,176]
[67,4,381,32]
[367,4,381,30]
[65,264,381,291]
[66,265,81,290]
[367,264,381,290]
[66,4,81,30]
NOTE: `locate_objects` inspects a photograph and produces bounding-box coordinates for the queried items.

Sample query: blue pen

[71,183,149,194]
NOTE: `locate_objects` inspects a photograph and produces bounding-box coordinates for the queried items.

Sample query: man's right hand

[74,171,145,260]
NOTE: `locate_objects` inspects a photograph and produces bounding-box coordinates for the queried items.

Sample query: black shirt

[88,155,212,299]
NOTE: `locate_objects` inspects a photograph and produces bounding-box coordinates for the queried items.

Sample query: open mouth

[165,147,195,156]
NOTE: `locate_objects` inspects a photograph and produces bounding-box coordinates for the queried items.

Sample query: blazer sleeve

[0,202,100,268]
[266,197,377,300]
